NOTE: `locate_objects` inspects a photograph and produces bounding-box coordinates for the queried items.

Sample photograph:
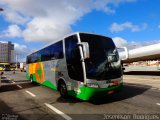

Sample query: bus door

[65,35,84,92]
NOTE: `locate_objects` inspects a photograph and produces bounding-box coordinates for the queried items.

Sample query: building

[0,41,14,63]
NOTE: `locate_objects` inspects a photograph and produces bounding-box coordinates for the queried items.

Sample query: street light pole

[0,7,3,87]
[15,51,19,70]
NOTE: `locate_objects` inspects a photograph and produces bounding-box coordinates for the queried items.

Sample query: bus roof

[0,63,10,65]
[27,32,109,56]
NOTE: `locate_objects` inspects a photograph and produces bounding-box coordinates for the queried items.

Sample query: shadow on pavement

[0,83,39,93]
[124,71,160,76]
[56,96,83,104]
[1,79,12,83]
[56,83,151,105]
[90,83,151,105]
[0,100,26,120]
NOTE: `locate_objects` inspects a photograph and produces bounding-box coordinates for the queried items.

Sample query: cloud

[0,41,7,43]
[22,17,72,42]
[0,0,137,42]
[3,9,29,24]
[14,43,31,62]
[112,36,160,50]
[14,43,27,54]
[1,25,22,38]
[112,37,128,48]
[94,0,136,14]
[110,22,147,33]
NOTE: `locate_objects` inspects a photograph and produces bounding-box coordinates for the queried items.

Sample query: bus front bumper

[68,83,123,101]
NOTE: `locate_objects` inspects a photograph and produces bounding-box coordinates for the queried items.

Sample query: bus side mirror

[77,42,90,59]
[117,47,128,60]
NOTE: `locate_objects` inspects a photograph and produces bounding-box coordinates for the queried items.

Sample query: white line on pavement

[151,88,157,90]
[17,85,22,89]
[156,103,160,106]
[44,103,72,120]
[25,90,36,97]
[12,81,16,84]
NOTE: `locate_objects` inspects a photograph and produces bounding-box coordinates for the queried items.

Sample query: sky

[0,0,160,62]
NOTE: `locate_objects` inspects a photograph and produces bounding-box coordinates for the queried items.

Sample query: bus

[0,63,11,71]
[26,32,127,100]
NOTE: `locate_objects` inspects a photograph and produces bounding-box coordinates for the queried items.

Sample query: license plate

[108,90,114,94]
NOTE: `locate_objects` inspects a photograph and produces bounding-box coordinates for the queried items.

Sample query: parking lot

[0,71,160,120]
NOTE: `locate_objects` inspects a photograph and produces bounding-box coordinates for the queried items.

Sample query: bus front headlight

[87,83,99,88]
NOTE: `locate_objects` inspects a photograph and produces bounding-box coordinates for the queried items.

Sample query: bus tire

[59,81,68,99]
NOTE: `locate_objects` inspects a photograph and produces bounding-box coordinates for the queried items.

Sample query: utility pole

[0,7,3,87]
[15,52,19,70]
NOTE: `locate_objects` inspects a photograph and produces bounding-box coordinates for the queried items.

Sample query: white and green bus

[26,32,126,100]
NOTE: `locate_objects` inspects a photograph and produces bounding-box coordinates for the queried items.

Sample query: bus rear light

[87,83,99,88]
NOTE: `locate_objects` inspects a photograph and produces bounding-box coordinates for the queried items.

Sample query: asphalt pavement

[0,71,160,120]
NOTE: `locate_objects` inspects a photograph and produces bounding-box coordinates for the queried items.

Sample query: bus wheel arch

[58,79,68,98]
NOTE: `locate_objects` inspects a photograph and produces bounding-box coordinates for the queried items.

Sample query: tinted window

[0,65,4,68]
[65,35,84,82]
[80,33,122,80]
[26,41,63,64]
[26,55,32,64]
[41,41,64,61]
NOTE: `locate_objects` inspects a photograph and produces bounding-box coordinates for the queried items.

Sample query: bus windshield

[80,33,122,80]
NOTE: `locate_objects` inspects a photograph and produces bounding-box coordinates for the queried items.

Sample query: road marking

[151,88,157,90]
[156,103,160,106]
[25,90,36,97]
[17,85,22,89]
[44,103,72,120]
[12,81,15,84]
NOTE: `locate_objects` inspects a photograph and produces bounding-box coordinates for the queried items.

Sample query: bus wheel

[59,81,68,98]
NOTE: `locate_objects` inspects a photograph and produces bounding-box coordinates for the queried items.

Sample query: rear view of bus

[26,32,124,100]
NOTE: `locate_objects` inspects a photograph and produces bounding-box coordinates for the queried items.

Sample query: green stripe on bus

[26,72,57,90]
[37,69,42,79]
[68,83,123,100]
[26,72,30,80]
[32,74,37,82]
[42,80,57,90]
